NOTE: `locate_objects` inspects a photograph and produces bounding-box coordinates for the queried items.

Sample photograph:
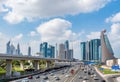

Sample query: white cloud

[0,0,8,12]
[29,31,38,37]
[36,18,78,43]
[3,12,24,24]
[2,0,111,24]
[13,33,23,41]
[106,12,120,23]
[86,32,100,40]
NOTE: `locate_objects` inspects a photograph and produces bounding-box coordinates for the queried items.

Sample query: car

[36,75,40,79]
[50,73,54,76]
[93,76,99,80]
[83,76,88,80]
[28,75,33,79]
[40,80,46,82]
[43,76,49,80]
[21,78,29,82]
[55,77,60,80]
[65,74,70,77]
[79,76,83,79]
[101,80,106,82]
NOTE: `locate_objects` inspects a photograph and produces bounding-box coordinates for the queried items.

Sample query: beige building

[106,58,119,67]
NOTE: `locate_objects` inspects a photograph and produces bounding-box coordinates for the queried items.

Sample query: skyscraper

[80,42,86,60]
[64,40,69,50]
[100,29,115,62]
[17,43,20,55]
[64,40,70,59]
[28,46,31,56]
[6,41,11,54]
[42,42,48,57]
[47,45,55,58]
[81,39,101,61]
[10,44,16,55]
[58,43,65,59]
[89,39,101,61]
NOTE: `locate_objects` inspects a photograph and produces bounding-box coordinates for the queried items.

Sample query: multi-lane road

[11,65,79,82]
[71,65,105,82]
[10,64,116,82]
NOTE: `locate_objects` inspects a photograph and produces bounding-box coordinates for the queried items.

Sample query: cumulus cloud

[0,0,8,12]
[2,0,111,24]
[86,32,100,40]
[106,12,120,23]
[29,31,38,37]
[36,18,78,43]
[13,33,23,41]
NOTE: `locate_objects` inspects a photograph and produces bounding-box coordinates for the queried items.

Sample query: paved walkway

[116,77,120,82]
[94,66,120,82]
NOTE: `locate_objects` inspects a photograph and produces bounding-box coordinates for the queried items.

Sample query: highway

[70,65,106,82]
[10,64,116,82]
[10,65,80,82]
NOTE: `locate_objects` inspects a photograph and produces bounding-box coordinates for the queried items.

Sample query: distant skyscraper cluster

[81,39,101,61]
[57,40,73,60]
[40,42,55,58]
[81,30,115,63]
[6,41,22,55]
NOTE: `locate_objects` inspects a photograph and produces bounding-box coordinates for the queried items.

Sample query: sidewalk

[116,77,120,82]
[94,66,120,82]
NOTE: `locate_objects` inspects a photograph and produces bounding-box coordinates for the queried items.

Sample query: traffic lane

[13,68,67,82]
[72,65,105,82]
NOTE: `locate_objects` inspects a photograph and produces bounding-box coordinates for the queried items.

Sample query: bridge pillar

[34,60,39,71]
[6,59,12,77]
[46,61,51,68]
[20,60,24,70]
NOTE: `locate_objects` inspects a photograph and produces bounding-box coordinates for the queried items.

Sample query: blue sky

[0,0,120,59]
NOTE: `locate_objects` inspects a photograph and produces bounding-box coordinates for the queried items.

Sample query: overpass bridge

[0,53,70,77]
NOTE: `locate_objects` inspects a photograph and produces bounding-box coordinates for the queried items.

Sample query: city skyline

[0,0,120,59]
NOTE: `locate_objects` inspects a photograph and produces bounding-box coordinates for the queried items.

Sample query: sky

[0,0,120,60]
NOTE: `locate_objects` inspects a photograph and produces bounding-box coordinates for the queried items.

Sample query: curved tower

[100,29,115,62]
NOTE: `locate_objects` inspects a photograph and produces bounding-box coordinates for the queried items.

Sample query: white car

[21,78,29,82]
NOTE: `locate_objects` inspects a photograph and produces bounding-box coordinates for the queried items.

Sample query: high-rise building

[28,46,31,56]
[42,42,48,57]
[80,42,86,60]
[89,39,101,61]
[100,29,115,62]
[68,49,73,60]
[10,44,16,55]
[6,41,11,54]
[47,45,55,58]
[58,43,65,59]
[64,40,69,50]
[81,39,101,61]
[17,43,20,55]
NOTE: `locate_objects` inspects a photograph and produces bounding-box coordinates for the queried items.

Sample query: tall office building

[64,40,70,59]
[89,39,101,61]
[10,44,16,55]
[42,42,48,57]
[58,43,65,59]
[17,43,20,55]
[100,29,115,62]
[65,40,69,50]
[28,46,31,56]
[68,49,73,60]
[81,39,101,61]
[47,45,55,58]
[80,42,86,60]
[6,41,11,54]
